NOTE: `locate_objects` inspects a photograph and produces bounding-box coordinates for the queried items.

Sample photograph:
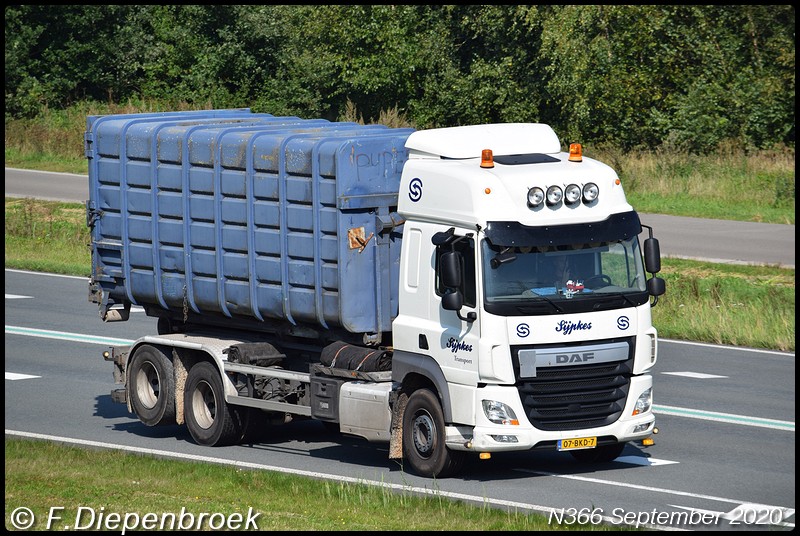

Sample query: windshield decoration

[564,280,585,299]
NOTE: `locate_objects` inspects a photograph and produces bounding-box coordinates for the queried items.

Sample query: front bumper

[446,375,655,453]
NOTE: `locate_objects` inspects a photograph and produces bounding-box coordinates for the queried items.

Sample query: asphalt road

[5,270,796,531]
[5,167,795,268]
[4,166,796,531]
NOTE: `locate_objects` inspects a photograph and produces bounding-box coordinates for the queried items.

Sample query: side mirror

[647,276,666,308]
[644,238,661,274]
[442,289,476,323]
[440,250,462,288]
[439,249,475,323]
[442,289,463,311]
[647,276,666,296]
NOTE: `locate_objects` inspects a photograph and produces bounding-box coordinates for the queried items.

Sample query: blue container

[86,109,414,337]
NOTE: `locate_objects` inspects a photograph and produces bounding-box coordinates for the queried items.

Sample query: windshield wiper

[517,292,564,313]
[591,292,640,310]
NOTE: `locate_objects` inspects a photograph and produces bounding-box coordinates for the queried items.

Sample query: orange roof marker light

[568,143,583,162]
[480,149,494,168]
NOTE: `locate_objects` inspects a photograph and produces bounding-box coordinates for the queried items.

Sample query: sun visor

[484,212,642,248]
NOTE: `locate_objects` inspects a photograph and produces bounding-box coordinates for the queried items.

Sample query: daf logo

[556,352,595,363]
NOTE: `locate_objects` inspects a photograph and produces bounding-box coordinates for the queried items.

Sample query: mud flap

[388,391,408,459]
[173,348,188,425]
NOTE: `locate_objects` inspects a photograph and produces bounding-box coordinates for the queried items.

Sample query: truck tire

[402,388,465,478]
[184,361,248,447]
[570,442,626,463]
[128,345,176,426]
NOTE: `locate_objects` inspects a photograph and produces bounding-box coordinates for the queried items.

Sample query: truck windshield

[481,236,649,315]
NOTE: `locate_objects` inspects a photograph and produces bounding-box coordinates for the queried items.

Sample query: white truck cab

[391,124,664,474]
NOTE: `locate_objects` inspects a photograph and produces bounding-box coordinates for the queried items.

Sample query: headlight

[564,184,582,204]
[546,185,563,205]
[527,186,544,207]
[482,400,520,425]
[582,182,599,202]
[632,388,652,415]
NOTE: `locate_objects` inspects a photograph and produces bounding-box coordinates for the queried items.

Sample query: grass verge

[4,198,91,276]
[5,438,626,531]
[4,101,796,225]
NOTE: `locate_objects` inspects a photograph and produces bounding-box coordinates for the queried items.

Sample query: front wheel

[184,361,249,447]
[402,389,465,478]
[569,442,626,463]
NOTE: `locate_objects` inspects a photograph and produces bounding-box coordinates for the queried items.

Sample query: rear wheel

[402,388,465,478]
[184,361,249,446]
[569,442,626,463]
[128,345,176,426]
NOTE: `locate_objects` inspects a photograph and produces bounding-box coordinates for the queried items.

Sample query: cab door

[433,229,481,387]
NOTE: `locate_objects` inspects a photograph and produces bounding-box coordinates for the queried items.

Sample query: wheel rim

[135,362,159,409]
[411,410,436,458]
[191,380,216,430]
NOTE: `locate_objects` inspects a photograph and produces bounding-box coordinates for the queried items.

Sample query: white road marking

[517,466,793,520]
[661,371,728,379]
[5,294,33,299]
[5,372,41,380]
[5,268,88,281]
[654,404,794,431]
[615,456,679,466]
[5,325,134,346]
[660,338,794,357]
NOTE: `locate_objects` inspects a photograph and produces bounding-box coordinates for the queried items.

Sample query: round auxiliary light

[546,185,563,205]
[583,182,599,202]
[527,187,545,207]
[564,184,582,204]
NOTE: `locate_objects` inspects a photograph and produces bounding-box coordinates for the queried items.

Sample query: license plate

[558,437,597,450]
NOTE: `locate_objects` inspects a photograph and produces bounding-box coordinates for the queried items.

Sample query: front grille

[512,338,633,431]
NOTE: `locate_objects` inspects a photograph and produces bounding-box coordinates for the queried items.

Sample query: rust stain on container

[348,227,373,252]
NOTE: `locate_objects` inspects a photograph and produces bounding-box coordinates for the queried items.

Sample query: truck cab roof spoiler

[406,123,561,159]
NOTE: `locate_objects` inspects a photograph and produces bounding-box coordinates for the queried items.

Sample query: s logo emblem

[516,323,530,338]
[617,316,630,330]
[408,178,423,202]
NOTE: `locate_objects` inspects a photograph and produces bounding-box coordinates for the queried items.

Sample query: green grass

[5,438,629,531]
[4,198,91,276]
[653,259,794,352]
[593,144,795,225]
